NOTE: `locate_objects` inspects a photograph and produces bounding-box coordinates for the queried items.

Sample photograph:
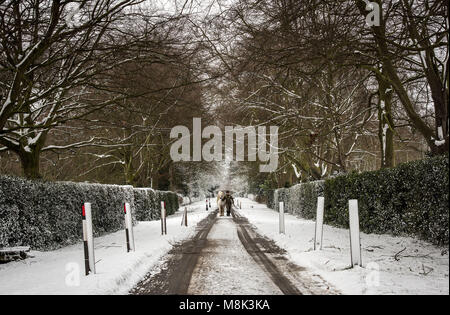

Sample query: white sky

[148,0,233,16]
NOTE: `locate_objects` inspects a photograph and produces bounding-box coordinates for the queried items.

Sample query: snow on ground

[188,216,282,295]
[0,200,212,295]
[237,198,449,295]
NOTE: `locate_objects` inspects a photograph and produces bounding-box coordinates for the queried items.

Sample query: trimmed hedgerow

[133,188,157,221]
[0,176,179,250]
[324,156,449,245]
[265,189,275,210]
[267,156,448,246]
[274,181,325,220]
[133,188,179,221]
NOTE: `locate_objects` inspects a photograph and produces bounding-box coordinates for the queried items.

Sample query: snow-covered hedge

[265,190,275,210]
[269,156,449,245]
[132,189,178,221]
[324,156,449,245]
[274,181,325,220]
[0,176,179,250]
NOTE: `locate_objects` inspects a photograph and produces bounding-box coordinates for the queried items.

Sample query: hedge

[274,181,325,220]
[0,176,179,250]
[324,156,449,245]
[265,189,276,210]
[267,156,449,246]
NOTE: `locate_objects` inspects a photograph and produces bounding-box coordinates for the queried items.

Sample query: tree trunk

[151,173,159,190]
[125,170,135,186]
[123,149,136,186]
[355,0,439,154]
[377,73,395,168]
[19,150,42,179]
[169,163,176,192]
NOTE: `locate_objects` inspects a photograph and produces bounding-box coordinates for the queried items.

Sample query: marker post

[279,202,285,234]
[349,200,362,267]
[181,207,188,227]
[82,203,95,275]
[82,204,90,276]
[314,197,325,250]
[124,203,135,252]
[161,201,167,235]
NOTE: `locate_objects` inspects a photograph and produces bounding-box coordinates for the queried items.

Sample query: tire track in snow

[130,210,219,295]
[130,207,336,295]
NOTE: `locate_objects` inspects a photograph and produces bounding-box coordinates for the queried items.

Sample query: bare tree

[0,0,148,178]
[355,0,449,155]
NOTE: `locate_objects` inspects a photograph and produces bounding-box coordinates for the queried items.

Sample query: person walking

[225,191,234,217]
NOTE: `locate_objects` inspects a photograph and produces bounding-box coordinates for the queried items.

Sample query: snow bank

[0,200,212,295]
[239,199,449,295]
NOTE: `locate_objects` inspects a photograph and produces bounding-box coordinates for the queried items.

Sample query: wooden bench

[0,247,31,263]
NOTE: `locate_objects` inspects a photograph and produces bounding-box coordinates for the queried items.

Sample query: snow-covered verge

[0,200,212,295]
[238,199,449,295]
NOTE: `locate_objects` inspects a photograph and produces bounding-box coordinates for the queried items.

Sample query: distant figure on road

[217,191,226,216]
[225,191,234,217]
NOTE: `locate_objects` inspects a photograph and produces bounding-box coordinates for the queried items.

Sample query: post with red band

[124,204,130,252]
[83,203,96,274]
[82,204,90,275]
[124,203,135,252]
[161,201,167,235]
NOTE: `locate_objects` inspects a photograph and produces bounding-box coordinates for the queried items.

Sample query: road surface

[130,209,337,295]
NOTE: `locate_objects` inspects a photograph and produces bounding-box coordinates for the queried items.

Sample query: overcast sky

[149,0,233,16]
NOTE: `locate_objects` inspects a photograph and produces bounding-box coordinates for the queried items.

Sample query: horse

[217,191,227,216]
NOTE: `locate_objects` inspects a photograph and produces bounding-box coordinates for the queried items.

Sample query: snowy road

[188,216,282,295]
[131,209,337,295]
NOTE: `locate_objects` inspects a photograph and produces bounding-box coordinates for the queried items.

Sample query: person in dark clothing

[225,191,234,216]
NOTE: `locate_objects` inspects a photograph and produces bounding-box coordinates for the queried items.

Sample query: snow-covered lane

[237,198,449,295]
[132,208,336,295]
[0,200,212,295]
[188,216,282,295]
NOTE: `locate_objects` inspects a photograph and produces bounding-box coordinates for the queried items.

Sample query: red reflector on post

[82,204,86,218]
[124,204,126,214]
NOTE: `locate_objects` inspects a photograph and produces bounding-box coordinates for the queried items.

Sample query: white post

[181,207,188,227]
[279,202,285,234]
[161,201,167,235]
[349,199,362,267]
[84,203,96,274]
[314,197,325,250]
[124,203,135,252]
